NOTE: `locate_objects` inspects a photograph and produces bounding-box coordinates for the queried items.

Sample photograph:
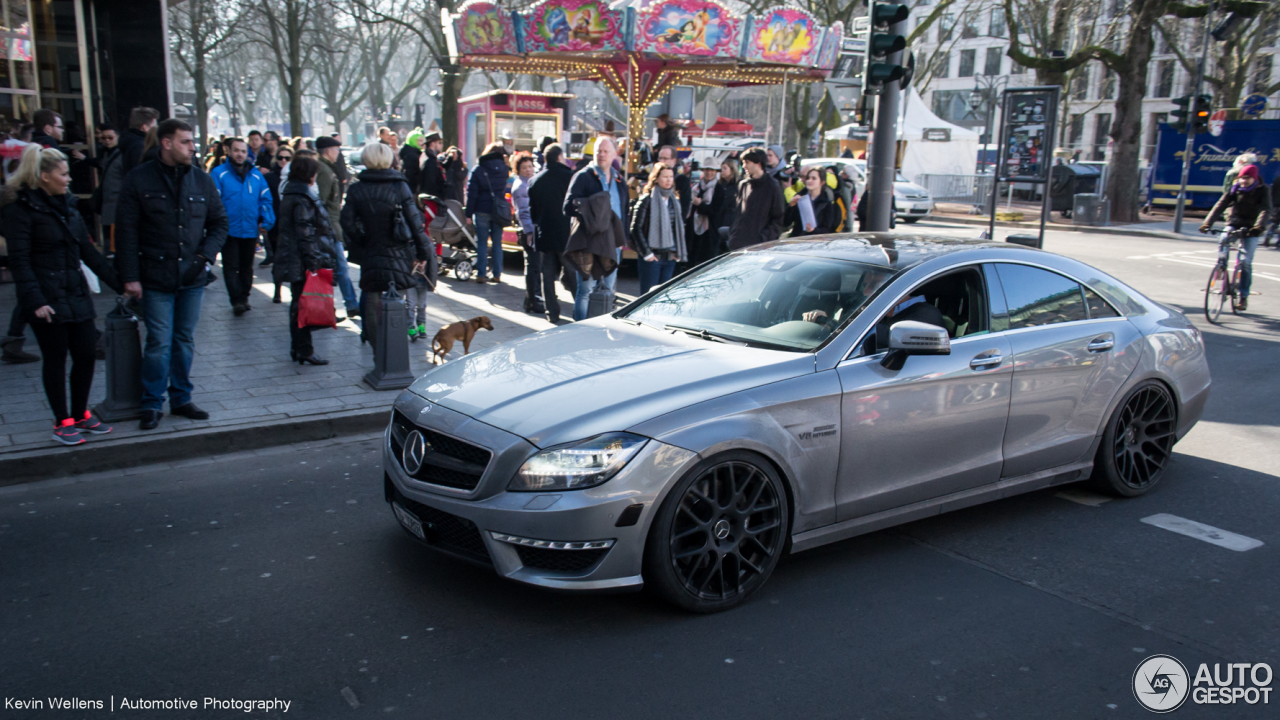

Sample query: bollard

[95,297,145,421]
[363,283,415,390]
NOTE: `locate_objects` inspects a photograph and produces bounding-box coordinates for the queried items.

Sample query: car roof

[745,233,1034,271]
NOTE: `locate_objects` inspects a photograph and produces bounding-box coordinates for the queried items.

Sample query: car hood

[409,319,815,448]
[895,181,930,197]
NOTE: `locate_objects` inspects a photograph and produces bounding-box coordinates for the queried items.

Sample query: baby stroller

[421,194,478,281]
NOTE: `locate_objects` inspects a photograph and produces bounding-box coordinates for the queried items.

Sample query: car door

[991,262,1143,478]
[834,266,1013,522]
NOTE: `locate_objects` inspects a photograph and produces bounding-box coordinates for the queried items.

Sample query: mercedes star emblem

[402,430,427,476]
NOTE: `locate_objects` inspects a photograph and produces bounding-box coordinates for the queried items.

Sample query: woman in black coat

[1,145,122,445]
[274,157,338,365]
[339,142,434,346]
[464,142,512,284]
[787,167,842,237]
[442,146,467,205]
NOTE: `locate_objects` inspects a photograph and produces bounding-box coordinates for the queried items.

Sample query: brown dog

[431,316,494,364]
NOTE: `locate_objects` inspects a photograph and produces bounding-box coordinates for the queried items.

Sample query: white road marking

[1055,489,1113,506]
[1140,513,1264,552]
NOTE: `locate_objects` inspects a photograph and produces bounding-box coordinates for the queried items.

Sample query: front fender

[629,371,842,534]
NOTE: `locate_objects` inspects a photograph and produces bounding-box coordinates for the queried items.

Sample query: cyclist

[1200,164,1272,311]
[1266,173,1280,248]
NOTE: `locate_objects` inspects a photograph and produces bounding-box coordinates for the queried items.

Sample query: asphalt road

[2,224,1277,719]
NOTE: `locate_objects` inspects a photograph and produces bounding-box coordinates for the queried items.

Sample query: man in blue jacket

[210,137,275,316]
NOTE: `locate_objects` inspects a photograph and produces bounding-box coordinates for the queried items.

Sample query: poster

[634,0,742,58]
[745,7,821,66]
[523,0,625,53]
[454,1,519,56]
[998,91,1055,182]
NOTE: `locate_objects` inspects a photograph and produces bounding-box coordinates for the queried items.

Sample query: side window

[995,264,1089,329]
[1083,287,1120,318]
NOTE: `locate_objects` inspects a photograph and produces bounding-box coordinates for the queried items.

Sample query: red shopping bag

[297,269,337,330]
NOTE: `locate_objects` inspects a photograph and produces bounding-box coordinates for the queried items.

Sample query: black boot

[1,336,39,364]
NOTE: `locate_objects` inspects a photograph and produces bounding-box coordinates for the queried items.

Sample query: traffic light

[1170,95,1192,133]
[1191,94,1212,134]
[862,3,910,96]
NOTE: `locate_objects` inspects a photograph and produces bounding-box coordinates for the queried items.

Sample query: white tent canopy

[897,88,979,181]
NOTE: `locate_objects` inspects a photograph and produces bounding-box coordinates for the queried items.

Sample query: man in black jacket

[399,133,424,196]
[115,119,229,430]
[420,132,448,198]
[528,144,575,323]
[657,145,692,221]
[728,148,784,250]
[118,106,159,174]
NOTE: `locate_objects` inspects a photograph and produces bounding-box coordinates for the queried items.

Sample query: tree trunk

[1105,6,1157,225]
[194,58,208,144]
[441,66,466,148]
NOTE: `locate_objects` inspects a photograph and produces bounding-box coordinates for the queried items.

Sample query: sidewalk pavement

[929,203,1204,240]
[0,251,621,484]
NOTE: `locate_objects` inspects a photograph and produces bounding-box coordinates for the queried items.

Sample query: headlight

[509,433,649,491]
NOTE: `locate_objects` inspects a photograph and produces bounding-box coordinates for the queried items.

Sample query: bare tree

[244,0,322,137]
[311,5,368,136]
[169,0,241,142]
[1158,4,1280,109]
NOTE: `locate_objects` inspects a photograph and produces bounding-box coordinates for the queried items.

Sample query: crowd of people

[0,104,874,447]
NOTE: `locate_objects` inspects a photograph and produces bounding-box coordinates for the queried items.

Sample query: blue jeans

[637,257,677,295]
[333,240,358,311]
[1239,233,1260,298]
[473,213,504,280]
[140,285,204,411]
[573,248,621,321]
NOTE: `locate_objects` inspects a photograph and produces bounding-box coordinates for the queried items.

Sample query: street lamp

[211,83,224,105]
[244,82,257,105]
[969,75,1009,147]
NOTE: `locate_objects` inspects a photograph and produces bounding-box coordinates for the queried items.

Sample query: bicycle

[1203,226,1249,323]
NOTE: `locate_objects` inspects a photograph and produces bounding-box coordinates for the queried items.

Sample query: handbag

[297,269,337,330]
[480,169,514,225]
[389,205,412,243]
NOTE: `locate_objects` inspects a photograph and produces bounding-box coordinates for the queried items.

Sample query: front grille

[515,545,610,575]
[391,410,491,490]
[393,491,492,565]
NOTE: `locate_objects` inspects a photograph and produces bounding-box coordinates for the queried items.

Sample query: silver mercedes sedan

[382,235,1210,612]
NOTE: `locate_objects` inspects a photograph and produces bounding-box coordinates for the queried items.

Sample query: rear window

[996,264,1089,329]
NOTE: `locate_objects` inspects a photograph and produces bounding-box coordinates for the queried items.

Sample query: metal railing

[914,174,997,214]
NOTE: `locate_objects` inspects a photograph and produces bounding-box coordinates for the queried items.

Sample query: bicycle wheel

[1205,265,1228,324]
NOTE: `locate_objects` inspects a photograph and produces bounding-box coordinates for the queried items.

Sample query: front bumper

[382,394,698,592]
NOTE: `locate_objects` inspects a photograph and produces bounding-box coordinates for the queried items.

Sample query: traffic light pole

[866,16,908,232]
[1173,10,1214,235]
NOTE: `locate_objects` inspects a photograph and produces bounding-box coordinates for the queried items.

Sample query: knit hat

[1238,164,1260,180]
[767,144,785,165]
[405,128,425,150]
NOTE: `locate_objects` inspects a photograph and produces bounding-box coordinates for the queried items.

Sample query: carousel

[445,0,843,166]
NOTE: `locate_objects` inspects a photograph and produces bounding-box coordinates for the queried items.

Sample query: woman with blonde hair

[339,142,435,346]
[1,144,122,444]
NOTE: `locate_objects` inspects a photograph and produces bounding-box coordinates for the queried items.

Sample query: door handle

[970,353,1003,369]
[1087,336,1115,352]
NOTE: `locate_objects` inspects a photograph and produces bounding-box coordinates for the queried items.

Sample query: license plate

[393,502,426,540]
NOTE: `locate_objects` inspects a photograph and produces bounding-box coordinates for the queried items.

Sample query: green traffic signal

[871,2,909,25]
[863,3,910,96]
[1170,95,1191,133]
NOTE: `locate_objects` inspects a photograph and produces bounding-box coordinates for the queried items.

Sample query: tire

[900,217,921,224]
[644,451,790,613]
[1204,266,1227,324]
[1231,263,1244,315]
[454,259,474,281]
[1090,381,1178,497]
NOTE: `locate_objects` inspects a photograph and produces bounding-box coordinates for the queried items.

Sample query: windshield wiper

[663,324,742,345]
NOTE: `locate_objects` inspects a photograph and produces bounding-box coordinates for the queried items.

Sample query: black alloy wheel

[1091,381,1178,497]
[645,452,789,612]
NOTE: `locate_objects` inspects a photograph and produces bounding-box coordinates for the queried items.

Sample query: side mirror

[880,320,951,370]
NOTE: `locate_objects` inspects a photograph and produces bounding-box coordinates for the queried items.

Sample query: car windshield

[623,253,892,351]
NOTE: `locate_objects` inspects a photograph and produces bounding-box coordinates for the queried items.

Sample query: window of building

[1102,68,1117,99]
[989,9,1006,38]
[1011,58,1026,74]
[0,0,38,131]
[1154,60,1175,98]
[995,265,1089,329]
[962,14,981,39]
[1092,113,1111,160]
[1109,0,1125,18]
[935,50,951,79]
[939,13,955,42]
[932,89,976,126]
[915,0,931,6]
[1068,114,1085,146]
[1070,69,1089,100]
[959,49,976,77]
[985,46,1003,76]
[1251,55,1273,94]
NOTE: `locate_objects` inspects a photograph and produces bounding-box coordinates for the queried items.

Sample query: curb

[0,407,390,487]
[926,214,1200,241]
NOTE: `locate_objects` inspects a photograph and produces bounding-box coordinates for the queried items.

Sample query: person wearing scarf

[630,164,688,295]
[1201,164,1273,311]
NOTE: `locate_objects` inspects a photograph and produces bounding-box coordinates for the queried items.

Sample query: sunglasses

[278,155,292,162]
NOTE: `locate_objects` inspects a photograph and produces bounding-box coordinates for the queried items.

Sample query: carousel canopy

[448,0,841,115]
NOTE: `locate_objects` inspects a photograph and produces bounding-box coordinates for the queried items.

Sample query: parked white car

[801,158,935,223]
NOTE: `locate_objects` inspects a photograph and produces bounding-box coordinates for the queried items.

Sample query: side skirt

[789,459,1095,554]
